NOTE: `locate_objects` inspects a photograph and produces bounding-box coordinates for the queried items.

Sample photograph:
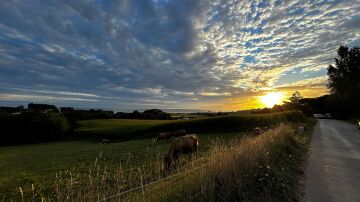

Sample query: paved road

[304,119,360,202]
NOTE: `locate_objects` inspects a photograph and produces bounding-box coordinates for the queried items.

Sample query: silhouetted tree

[60,107,74,112]
[28,103,57,112]
[131,110,141,119]
[289,91,303,109]
[142,109,171,120]
[327,45,360,116]
[280,91,303,111]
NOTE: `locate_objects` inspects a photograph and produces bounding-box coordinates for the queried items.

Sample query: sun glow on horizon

[260,92,284,108]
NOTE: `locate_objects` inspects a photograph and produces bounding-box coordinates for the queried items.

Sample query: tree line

[0,104,172,146]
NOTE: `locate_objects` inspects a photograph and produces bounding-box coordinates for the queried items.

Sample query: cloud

[0,0,359,110]
[339,15,360,30]
[9,88,102,98]
[275,75,328,89]
[199,92,232,97]
[0,93,100,102]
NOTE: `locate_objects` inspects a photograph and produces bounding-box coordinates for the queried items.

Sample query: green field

[77,119,175,133]
[0,131,242,200]
[75,119,175,140]
[74,111,307,140]
[0,111,309,200]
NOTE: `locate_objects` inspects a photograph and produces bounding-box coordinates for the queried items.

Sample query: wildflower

[266,165,271,169]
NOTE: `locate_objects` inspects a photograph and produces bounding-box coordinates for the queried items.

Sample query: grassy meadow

[74,111,307,140]
[0,111,312,201]
[0,131,241,200]
[75,119,175,140]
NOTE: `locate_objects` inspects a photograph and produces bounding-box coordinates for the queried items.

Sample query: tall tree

[289,91,303,109]
[327,45,360,116]
[281,91,303,111]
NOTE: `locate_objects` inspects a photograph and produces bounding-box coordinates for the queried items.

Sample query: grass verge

[36,122,313,201]
[124,123,312,202]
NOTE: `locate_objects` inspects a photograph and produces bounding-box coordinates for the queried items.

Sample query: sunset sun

[260,92,284,108]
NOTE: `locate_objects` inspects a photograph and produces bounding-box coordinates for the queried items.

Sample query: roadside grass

[124,123,313,202]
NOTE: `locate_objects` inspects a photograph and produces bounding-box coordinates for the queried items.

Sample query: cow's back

[178,134,198,153]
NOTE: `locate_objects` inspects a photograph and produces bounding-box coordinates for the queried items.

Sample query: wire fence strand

[96,161,212,202]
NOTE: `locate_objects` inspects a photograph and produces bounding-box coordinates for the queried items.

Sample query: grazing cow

[164,134,198,170]
[156,132,173,143]
[254,127,262,136]
[155,130,188,144]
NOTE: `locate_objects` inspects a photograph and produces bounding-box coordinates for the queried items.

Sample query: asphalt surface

[304,119,360,202]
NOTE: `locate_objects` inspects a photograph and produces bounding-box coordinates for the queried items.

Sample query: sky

[0,0,360,111]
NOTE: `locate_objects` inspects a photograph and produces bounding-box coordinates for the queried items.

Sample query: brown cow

[156,132,172,143]
[164,134,198,170]
[155,130,187,144]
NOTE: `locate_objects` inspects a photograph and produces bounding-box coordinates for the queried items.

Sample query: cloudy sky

[0,0,359,111]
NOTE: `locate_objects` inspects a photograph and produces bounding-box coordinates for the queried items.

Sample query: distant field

[76,119,175,138]
[75,111,307,140]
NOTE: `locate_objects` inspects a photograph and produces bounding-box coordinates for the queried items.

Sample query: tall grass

[50,147,166,201]
[126,123,310,202]
[28,122,310,201]
[48,144,213,201]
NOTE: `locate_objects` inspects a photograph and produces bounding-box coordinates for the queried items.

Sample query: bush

[0,112,70,146]
[142,109,172,120]
[115,109,172,120]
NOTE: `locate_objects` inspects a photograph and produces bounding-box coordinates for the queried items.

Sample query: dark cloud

[340,15,360,30]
